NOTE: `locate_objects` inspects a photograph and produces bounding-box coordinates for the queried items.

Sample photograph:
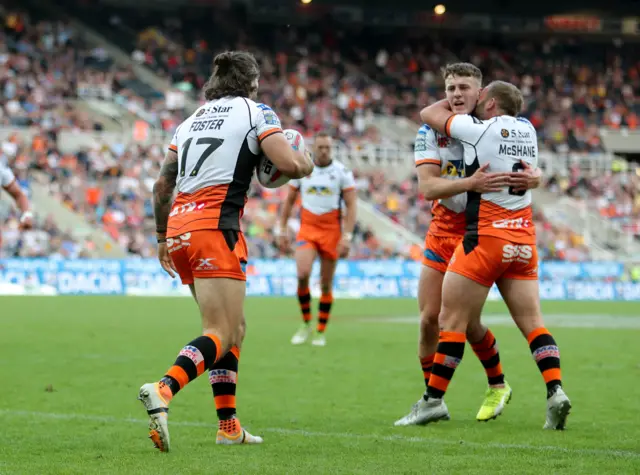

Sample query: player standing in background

[1,158,33,233]
[141,51,313,452]
[418,81,571,429]
[278,132,357,347]
[396,63,542,427]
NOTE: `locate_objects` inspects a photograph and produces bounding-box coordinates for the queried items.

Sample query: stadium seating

[66,4,639,149]
[0,4,638,263]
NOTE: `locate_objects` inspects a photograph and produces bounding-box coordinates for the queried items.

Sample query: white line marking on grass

[0,409,638,459]
[362,314,640,329]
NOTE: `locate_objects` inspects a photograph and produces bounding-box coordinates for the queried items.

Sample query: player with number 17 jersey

[166,97,283,283]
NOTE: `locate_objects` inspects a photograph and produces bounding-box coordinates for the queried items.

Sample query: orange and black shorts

[422,233,462,273]
[296,225,342,261]
[447,235,538,287]
[167,229,248,285]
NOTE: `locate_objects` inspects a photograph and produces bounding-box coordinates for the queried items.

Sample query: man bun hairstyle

[203,51,260,101]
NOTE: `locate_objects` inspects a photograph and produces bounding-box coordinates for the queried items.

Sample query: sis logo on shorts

[502,244,532,263]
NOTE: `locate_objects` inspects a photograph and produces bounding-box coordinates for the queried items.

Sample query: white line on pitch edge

[0,409,638,459]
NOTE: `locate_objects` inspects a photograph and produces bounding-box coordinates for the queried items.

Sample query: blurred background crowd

[0,2,639,277]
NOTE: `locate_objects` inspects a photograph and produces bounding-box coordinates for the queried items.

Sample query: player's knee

[234,318,247,346]
[420,306,440,327]
[437,308,467,332]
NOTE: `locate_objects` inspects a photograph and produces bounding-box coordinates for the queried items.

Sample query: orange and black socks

[160,333,221,396]
[317,292,333,333]
[527,327,562,397]
[210,346,240,421]
[420,354,435,391]
[470,329,505,387]
[297,287,312,324]
[426,331,465,400]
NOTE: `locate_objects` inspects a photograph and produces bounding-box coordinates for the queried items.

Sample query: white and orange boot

[138,382,172,452]
[216,417,263,445]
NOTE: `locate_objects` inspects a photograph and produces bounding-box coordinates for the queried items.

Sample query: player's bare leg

[311,257,337,346]
[291,246,317,345]
[497,278,571,430]
[188,284,262,444]
[395,266,444,426]
[138,278,261,452]
[396,266,510,426]
[420,272,490,424]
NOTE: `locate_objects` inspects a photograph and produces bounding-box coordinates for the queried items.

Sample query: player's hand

[338,236,351,258]
[277,235,290,254]
[468,163,513,193]
[509,160,542,193]
[19,211,33,230]
[158,242,177,278]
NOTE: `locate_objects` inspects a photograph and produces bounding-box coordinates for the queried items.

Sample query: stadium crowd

[0,4,638,264]
[117,8,639,154]
[0,131,598,262]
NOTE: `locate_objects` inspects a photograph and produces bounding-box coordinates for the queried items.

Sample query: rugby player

[417,81,571,429]
[278,132,356,347]
[140,51,314,452]
[396,63,541,426]
[1,158,33,231]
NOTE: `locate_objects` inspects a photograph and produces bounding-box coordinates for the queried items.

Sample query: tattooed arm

[153,151,179,241]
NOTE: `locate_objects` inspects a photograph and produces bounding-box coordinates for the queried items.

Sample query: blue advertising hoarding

[0,258,637,300]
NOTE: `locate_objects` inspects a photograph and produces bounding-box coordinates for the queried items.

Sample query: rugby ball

[257,129,305,189]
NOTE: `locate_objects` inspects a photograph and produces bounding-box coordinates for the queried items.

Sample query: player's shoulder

[459,114,495,126]
[250,100,276,113]
[516,116,536,130]
[332,159,352,174]
[416,124,436,138]
[415,124,437,151]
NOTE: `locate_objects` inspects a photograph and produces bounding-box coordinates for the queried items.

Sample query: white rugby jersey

[0,158,16,188]
[289,160,355,217]
[414,124,467,214]
[166,97,283,234]
[169,97,282,194]
[414,124,468,236]
[446,114,538,243]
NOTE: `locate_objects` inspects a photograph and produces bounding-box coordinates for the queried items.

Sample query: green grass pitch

[1,296,639,474]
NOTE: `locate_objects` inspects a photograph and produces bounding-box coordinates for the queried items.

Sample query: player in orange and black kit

[278,132,357,347]
[396,63,543,427]
[138,51,313,452]
[419,81,571,430]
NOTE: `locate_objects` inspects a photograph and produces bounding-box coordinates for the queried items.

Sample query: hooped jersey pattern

[445,114,538,249]
[414,124,467,236]
[166,97,282,237]
[290,160,355,230]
